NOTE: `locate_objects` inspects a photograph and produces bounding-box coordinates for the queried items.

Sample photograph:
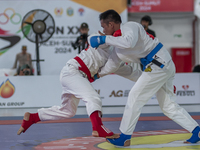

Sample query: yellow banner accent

[71,0,127,14]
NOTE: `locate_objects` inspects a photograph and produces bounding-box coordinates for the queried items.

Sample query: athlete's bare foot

[105,133,120,139]
[184,141,190,144]
[92,131,120,139]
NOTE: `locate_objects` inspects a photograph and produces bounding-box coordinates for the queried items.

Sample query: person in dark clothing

[71,22,89,54]
[18,64,33,76]
[141,15,156,37]
[193,65,200,72]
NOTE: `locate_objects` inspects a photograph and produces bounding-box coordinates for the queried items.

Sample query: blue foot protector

[107,133,132,147]
[186,126,200,143]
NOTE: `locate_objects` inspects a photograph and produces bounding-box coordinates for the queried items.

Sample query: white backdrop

[0,0,127,75]
[0,73,199,108]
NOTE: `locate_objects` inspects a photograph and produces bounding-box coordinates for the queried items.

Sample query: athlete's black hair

[99,9,122,24]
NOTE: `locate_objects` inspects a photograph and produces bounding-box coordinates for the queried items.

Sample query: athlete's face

[100,20,115,35]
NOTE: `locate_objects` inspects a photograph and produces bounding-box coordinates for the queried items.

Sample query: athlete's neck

[114,23,121,32]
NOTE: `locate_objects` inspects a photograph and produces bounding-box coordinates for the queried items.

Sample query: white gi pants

[38,63,102,121]
[120,59,199,135]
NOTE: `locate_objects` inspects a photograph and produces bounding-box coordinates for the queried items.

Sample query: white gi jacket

[38,43,142,121]
[100,22,171,72]
[97,21,199,135]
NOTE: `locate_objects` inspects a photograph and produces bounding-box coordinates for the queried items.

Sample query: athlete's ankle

[90,111,102,131]
[30,113,41,123]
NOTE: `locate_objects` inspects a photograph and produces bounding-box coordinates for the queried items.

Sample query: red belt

[74,56,94,83]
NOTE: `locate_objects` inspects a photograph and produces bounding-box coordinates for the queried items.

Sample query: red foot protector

[96,124,114,137]
[90,111,114,137]
[21,113,40,133]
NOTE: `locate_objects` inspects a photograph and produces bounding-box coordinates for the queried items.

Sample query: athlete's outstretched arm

[105,24,138,49]
[114,63,142,82]
[98,49,122,77]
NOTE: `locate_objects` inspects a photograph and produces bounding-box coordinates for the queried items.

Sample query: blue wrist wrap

[94,74,99,80]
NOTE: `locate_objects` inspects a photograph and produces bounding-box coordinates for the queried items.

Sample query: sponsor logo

[54,8,63,16]
[0,8,22,55]
[95,89,100,95]
[109,90,130,97]
[0,8,22,25]
[0,79,25,107]
[0,79,15,98]
[0,102,24,106]
[95,89,104,99]
[176,85,195,96]
[66,7,74,16]
[78,8,84,16]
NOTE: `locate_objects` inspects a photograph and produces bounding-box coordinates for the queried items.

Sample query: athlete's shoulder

[121,21,141,32]
[123,21,140,26]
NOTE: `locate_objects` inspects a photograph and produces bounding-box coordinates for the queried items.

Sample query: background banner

[0,0,127,75]
[128,0,194,12]
[0,73,199,108]
[195,0,200,19]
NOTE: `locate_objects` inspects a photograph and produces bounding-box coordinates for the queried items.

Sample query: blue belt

[140,43,164,71]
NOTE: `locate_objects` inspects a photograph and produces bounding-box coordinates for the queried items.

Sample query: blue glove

[93,74,100,81]
[90,36,106,48]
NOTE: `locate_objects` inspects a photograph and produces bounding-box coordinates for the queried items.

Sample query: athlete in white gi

[17,37,142,138]
[90,9,200,146]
